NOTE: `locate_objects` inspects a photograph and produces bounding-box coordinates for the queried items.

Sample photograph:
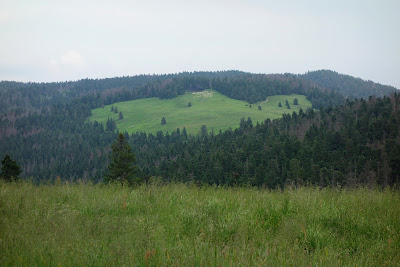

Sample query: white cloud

[0,10,11,22]
[60,50,84,68]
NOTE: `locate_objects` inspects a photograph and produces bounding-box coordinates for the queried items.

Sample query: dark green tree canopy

[1,154,22,181]
[161,117,166,125]
[105,133,137,185]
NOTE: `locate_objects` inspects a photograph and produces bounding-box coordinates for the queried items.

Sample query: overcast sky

[1,0,399,88]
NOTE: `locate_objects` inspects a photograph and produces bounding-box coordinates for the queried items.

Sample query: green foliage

[258,105,262,110]
[118,111,123,120]
[0,154,21,181]
[188,101,192,107]
[161,117,166,125]
[105,133,137,185]
[1,182,399,266]
[278,101,282,107]
[293,98,299,105]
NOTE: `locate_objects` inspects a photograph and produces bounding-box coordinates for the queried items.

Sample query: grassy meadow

[1,181,399,266]
[88,90,311,135]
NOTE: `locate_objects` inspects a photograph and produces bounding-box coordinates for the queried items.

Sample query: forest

[0,70,399,187]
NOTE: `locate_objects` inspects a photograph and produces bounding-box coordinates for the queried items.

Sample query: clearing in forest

[88,90,311,135]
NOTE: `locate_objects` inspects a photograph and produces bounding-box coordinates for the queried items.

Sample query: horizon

[1,0,399,88]
[1,69,399,90]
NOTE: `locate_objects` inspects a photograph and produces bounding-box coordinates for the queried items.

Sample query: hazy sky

[1,0,399,88]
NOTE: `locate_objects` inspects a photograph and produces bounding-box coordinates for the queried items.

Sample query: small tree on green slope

[293,98,299,105]
[119,111,124,120]
[188,101,192,107]
[258,105,262,110]
[278,102,282,107]
[1,154,22,181]
[105,133,138,185]
[161,117,167,125]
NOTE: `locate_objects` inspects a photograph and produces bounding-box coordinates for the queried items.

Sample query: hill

[301,70,398,99]
[130,93,400,187]
[0,70,398,183]
[89,91,312,135]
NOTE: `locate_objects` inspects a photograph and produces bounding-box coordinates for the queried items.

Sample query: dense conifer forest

[0,70,399,187]
[301,70,398,99]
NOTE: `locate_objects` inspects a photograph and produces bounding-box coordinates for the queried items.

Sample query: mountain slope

[89,91,311,135]
[1,70,398,184]
[301,70,398,99]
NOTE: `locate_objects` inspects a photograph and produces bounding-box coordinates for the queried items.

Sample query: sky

[1,0,399,88]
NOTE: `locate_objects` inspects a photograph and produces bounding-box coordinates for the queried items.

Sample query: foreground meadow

[1,181,399,266]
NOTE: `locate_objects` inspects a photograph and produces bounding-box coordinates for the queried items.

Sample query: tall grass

[1,181,399,266]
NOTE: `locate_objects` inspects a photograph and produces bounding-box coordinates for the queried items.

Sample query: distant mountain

[300,70,398,99]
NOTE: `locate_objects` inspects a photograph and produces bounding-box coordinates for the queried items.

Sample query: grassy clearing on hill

[88,90,311,135]
[1,181,399,266]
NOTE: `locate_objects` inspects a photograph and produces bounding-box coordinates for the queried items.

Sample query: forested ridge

[301,70,397,99]
[133,94,400,187]
[0,70,399,186]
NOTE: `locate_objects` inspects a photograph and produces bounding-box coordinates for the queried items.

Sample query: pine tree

[188,101,192,107]
[278,102,282,107]
[293,98,299,105]
[105,133,137,185]
[1,154,22,181]
[119,111,124,120]
[161,117,167,125]
[258,105,262,110]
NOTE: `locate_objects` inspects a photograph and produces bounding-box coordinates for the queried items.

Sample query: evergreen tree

[119,111,124,120]
[287,104,291,109]
[1,154,22,181]
[111,105,114,112]
[293,98,299,105]
[182,127,188,139]
[161,117,167,125]
[278,102,282,107]
[258,105,262,110]
[114,107,118,113]
[105,133,137,185]
[188,101,192,107]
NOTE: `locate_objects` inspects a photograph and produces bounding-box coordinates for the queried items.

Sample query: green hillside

[88,90,311,135]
